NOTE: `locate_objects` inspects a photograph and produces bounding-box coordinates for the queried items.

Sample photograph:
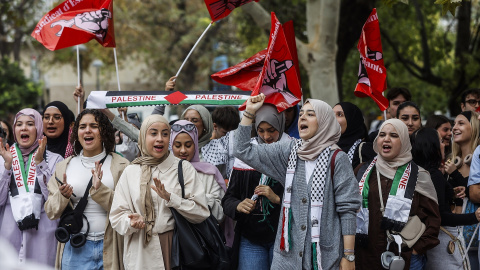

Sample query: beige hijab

[373,119,437,203]
[131,114,170,244]
[297,99,340,161]
[373,119,412,179]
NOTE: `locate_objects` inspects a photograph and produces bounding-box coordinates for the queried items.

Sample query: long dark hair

[411,128,442,170]
[70,109,115,155]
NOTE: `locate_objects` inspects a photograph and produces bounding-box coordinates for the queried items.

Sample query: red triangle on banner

[165,91,188,104]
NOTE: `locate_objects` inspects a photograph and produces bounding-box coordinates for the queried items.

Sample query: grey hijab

[254,104,285,144]
[180,105,213,149]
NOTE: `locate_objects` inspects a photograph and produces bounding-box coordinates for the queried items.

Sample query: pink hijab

[170,120,227,191]
[13,108,43,157]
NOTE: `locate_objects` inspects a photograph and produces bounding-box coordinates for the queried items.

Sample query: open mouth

[300,124,308,131]
[20,134,30,141]
[154,145,164,152]
[382,145,391,152]
[84,137,94,143]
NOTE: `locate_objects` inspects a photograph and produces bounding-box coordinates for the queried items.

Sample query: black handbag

[170,160,230,270]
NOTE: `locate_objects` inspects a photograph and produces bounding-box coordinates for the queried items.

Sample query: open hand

[128,213,145,229]
[34,137,47,165]
[91,161,103,190]
[0,138,12,170]
[151,177,171,201]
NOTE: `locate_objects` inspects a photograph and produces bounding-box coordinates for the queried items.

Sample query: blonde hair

[450,111,480,159]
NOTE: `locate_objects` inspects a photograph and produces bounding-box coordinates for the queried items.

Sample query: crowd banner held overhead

[238,12,302,113]
[204,0,260,22]
[354,8,389,111]
[31,0,115,51]
[86,90,252,109]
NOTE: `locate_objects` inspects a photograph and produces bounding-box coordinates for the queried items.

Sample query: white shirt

[66,151,114,234]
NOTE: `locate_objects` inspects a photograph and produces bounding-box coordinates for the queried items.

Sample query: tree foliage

[0,58,43,118]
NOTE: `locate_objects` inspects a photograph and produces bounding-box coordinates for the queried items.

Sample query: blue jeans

[410,253,426,270]
[62,239,104,270]
[238,236,274,270]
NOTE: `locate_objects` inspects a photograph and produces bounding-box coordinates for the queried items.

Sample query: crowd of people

[1,80,480,270]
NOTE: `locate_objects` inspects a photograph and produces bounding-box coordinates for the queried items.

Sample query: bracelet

[243,113,254,120]
[243,110,255,118]
[344,249,354,253]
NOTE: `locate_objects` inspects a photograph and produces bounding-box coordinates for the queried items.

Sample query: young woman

[170,120,225,221]
[233,94,360,270]
[222,104,291,270]
[45,109,129,270]
[411,128,478,270]
[397,101,422,135]
[0,108,64,266]
[0,119,14,146]
[444,111,480,268]
[333,102,371,167]
[425,114,452,153]
[354,119,440,270]
[180,105,213,149]
[109,114,210,270]
[43,101,75,158]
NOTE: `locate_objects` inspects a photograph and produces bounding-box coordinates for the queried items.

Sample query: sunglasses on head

[171,123,196,132]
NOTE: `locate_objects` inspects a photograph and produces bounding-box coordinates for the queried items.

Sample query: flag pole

[114,48,121,91]
[175,22,213,78]
[113,48,125,119]
[76,46,81,115]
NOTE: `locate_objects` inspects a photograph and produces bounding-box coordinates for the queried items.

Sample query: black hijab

[336,102,368,153]
[43,101,74,157]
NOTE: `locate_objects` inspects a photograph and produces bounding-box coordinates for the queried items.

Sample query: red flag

[354,8,389,111]
[211,49,266,91]
[204,0,259,22]
[239,13,302,112]
[31,0,115,51]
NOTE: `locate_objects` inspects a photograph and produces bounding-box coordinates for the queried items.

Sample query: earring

[73,141,79,156]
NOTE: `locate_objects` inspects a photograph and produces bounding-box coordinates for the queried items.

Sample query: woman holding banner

[233,94,360,270]
[0,108,63,266]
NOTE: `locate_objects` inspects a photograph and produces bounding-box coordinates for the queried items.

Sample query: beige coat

[197,171,225,222]
[109,153,210,270]
[44,153,129,270]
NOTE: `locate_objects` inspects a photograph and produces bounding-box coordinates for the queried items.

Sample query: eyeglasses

[171,123,196,132]
[43,114,63,122]
[465,99,480,106]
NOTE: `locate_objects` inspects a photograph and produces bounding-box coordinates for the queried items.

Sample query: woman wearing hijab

[233,94,361,270]
[354,119,440,270]
[43,101,75,158]
[222,104,291,270]
[180,105,214,150]
[0,108,64,266]
[109,114,210,270]
[170,120,225,221]
[333,102,373,168]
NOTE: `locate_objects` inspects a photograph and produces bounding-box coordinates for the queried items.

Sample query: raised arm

[233,94,291,185]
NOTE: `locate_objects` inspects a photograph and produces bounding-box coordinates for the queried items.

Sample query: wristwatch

[343,254,355,262]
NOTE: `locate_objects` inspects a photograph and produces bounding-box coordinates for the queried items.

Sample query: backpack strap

[330,149,342,181]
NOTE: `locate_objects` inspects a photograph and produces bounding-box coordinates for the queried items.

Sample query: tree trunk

[242,0,341,105]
